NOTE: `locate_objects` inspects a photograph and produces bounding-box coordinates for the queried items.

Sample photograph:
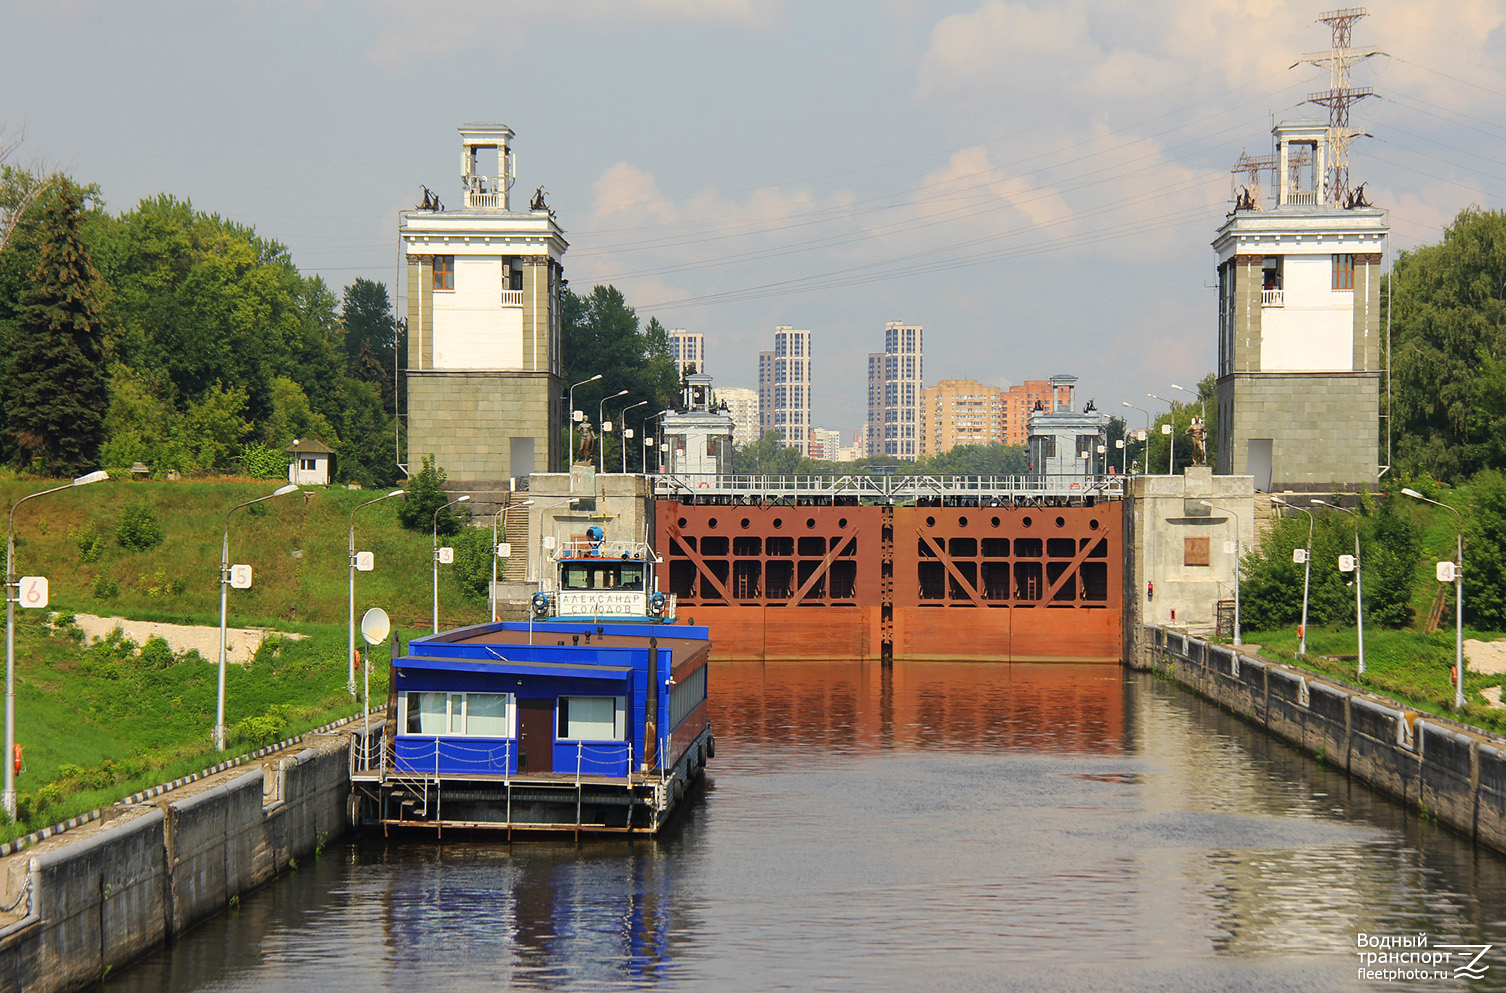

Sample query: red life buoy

[697,483,709,489]
[12,744,21,775]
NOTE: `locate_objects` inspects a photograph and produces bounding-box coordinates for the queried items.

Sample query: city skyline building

[867,322,922,460]
[759,325,812,456]
[668,328,706,380]
[718,386,761,446]
[918,377,1074,455]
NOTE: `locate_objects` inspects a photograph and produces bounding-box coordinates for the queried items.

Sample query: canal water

[100,662,1506,992]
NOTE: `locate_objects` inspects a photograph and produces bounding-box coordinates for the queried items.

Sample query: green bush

[398,454,467,536]
[237,442,292,480]
[92,574,119,600]
[72,520,106,562]
[115,501,163,550]
[137,636,175,670]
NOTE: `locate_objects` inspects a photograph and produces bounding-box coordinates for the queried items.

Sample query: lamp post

[5,470,108,818]
[1170,383,1206,466]
[1116,438,1127,476]
[1312,498,1365,677]
[1272,496,1314,656]
[620,400,648,473]
[1121,402,1150,475]
[1148,394,1175,475]
[568,374,602,467]
[491,499,533,621]
[1402,487,1464,709]
[599,389,629,473]
[1199,500,1241,646]
[217,483,298,751]
[432,495,471,633]
[349,489,404,697]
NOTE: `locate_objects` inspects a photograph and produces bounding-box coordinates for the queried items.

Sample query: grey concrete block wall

[1217,371,1380,488]
[407,371,563,482]
[0,734,355,993]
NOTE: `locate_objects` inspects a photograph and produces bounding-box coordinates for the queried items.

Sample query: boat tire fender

[673,777,685,803]
[706,735,715,759]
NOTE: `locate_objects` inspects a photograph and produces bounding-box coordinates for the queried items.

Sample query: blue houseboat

[357,528,712,836]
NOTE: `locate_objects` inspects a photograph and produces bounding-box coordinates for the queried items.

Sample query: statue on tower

[1187,416,1207,467]
[575,420,597,465]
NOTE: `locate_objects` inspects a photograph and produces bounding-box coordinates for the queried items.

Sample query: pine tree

[7,183,108,474]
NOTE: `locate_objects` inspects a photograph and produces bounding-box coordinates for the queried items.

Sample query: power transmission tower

[1301,8,1380,207]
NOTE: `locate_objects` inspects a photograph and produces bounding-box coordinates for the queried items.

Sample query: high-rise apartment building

[718,387,761,446]
[758,325,811,455]
[866,323,922,460]
[667,329,705,379]
[810,428,843,461]
[918,378,1074,455]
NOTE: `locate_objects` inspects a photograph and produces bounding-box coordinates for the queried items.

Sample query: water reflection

[97,663,1506,993]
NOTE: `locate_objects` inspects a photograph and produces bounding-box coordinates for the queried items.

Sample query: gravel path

[1466,638,1506,676]
[72,613,307,665]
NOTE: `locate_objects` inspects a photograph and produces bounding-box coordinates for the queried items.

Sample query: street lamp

[5,470,108,818]
[620,400,649,473]
[1121,402,1150,475]
[1170,383,1206,466]
[217,483,298,751]
[1115,438,1127,476]
[599,389,629,473]
[1312,498,1365,677]
[568,374,602,467]
[1271,496,1314,656]
[1199,500,1241,646]
[1148,394,1175,475]
[349,489,404,697]
[433,495,471,633]
[491,499,533,621]
[1402,487,1465,709]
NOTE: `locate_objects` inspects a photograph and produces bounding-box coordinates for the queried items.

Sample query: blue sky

[5,0,1504,439]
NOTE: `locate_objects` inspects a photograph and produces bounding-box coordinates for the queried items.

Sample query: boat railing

[557,538,657,561]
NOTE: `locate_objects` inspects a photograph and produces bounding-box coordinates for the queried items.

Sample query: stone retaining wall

[1137,625,1506,854]
[0,733,357,993]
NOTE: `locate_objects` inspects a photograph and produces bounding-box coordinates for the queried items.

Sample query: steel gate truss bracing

[789,531,859,605]
[667,527,734,602]
[915,530,990,609]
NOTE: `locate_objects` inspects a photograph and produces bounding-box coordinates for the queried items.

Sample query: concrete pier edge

[1133,624,1506,855]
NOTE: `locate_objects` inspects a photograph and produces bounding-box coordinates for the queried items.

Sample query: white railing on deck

[500,290,523,306]
[1286,190,1318,206]
[1261,289,1284,308]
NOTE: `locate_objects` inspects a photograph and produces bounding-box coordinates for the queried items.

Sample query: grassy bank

[0,474,491,841]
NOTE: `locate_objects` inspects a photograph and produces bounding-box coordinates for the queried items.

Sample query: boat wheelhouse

[530,525,679,623]
[355,619,712,836]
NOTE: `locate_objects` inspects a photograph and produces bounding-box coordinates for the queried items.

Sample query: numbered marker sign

[1224,541,1237,555]
[438,547,454,564]
[229,564,253,589]
[355,551,374,572]
[1161,424,1172,435]
[1293,548,1308,564]
[1437,561,1457,583]
[496,542,511,558]
[1338,555,1356,574]
[19,576,48,609]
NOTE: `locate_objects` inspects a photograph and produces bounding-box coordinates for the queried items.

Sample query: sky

[4,0,1505,441]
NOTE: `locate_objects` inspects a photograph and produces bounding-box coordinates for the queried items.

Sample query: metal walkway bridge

[652,472,1126,506]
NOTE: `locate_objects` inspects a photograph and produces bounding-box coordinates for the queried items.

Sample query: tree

[1390,207,1506,481]
[398,455,467,536]
[560,287,681,467]
[7,182,109,473]
[341,278,400,414]
[1142,372,1218,476]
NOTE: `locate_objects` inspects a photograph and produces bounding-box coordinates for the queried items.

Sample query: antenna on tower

[1300,7,1382,207]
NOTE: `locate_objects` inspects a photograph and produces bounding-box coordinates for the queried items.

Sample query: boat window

[669,665,707,728]
[563,564,593,589]
[400,691,515,737]
[618,565,644,590]
[557,696,625,740]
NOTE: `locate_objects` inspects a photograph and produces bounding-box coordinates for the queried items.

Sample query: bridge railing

[654,472,1125,502]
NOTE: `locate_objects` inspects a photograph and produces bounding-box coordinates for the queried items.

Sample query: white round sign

[360,607,391,646]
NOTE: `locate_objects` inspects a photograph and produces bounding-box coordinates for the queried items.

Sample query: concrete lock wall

[1136,626,1506,855]
[0,733,355,993]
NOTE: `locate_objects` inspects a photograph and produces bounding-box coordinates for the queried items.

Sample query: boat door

[516,698,555,773]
